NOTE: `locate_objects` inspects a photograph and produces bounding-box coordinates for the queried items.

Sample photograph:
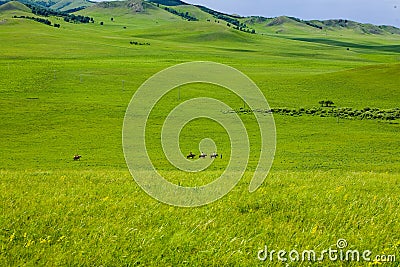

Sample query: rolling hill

[49,0,92,12]
[243,15,400,36]
[80,0,400,39]
[1,0,399,36]
[0,0,30,12]
[0,0,93,12]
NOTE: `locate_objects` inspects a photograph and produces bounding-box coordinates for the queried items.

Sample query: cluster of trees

[199,6,242,27]
[226,101,400,122]
[13,15,59,27]
[319,100,335,107]
[26,4,93,24]
[224,107,269,115]
[199,6,256,33]
[28,0,53,8]
[63,6,87,13]
[288,17,323,30]
[63,14,92,23]
[150,0,185,6]
[334,19,350,27]
[230,24,256,34]
[130,41,150,46]
[271,106,400,121]
[30,5,57,17]
[305,21,323,30]
[163,7,198,21]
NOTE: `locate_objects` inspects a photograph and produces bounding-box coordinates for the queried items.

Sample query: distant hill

[147,0,187,6]
[244,15,400,35]
[2,0,399,36]
[0,0,30,12]
[317,19,400,35]
[124,1,400,35]
[49,0,93,12]
[0,0,94,12]
[97,0,139,12]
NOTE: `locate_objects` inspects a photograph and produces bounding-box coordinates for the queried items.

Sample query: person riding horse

[187,152,195,159]
[210,152,218,159]
[199,152,207,158]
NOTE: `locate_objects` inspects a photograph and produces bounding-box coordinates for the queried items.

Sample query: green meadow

[1,1,400,265]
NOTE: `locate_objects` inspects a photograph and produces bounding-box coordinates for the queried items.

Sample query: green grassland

[1,1,400,265]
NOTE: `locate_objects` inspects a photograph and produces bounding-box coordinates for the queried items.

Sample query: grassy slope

[246,16,321,35]
[0,1,30,12]
[26,0,93,11]
[51,0,93,12]
[0,2,400,265]
[165,4,215,21]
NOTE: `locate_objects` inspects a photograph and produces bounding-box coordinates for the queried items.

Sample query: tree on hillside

[319,100,335,107]
[325,100,334,107]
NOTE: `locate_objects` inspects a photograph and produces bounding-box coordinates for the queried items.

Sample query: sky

[182,0,400,27]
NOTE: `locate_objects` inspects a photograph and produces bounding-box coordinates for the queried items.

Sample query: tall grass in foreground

[1,170,399,266]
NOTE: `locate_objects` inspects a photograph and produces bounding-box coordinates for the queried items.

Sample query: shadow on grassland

[289,37,400,53]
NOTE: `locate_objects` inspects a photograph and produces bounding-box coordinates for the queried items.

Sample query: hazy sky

[182,0,400,27]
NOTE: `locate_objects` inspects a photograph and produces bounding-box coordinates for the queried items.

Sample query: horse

[187,152,195,159]
[210,152,218,159]
[199,152,207,159]
[73,155,82,161]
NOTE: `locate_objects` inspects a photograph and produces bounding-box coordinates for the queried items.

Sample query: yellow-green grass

[1,3,400,265]
[1,170,399,265]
